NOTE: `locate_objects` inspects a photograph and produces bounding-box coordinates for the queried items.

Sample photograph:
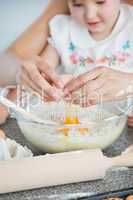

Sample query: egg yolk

[64,116,79,125]
[58,128,70,136]
[78,128,89,134]
[58,116,89,136]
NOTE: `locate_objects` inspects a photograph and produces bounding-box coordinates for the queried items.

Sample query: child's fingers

[60,74,73,86]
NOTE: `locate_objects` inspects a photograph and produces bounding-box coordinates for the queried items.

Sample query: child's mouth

[87,21,100,27]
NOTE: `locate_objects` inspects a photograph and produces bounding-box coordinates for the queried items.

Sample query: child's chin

[88,25,105,33]
[89,27,103,33]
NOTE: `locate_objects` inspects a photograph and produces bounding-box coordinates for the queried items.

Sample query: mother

[2,0,133,125]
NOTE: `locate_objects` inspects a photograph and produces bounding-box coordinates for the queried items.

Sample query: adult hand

[20,57,64,101]
[64,67,133,106]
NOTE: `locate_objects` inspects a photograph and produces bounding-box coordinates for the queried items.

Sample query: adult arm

[8,0,68,59]
[0,0,68,87]
[64,67,133,105]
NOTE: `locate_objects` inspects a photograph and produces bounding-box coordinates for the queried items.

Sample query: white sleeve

[48,15,70,55]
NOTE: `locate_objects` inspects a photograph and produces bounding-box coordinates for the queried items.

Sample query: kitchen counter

[0,118,133,200]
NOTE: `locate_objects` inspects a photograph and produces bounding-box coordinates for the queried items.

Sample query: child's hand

[127,114,133,127]
[44,74,73,102]
[60,74,73,86]
[64,67,133,105]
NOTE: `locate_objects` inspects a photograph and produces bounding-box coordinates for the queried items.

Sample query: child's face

[68,0,120,39]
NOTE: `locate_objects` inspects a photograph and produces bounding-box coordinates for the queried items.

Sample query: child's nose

[85,6,97,20]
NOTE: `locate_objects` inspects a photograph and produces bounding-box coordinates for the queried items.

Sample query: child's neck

[90,29,114,41]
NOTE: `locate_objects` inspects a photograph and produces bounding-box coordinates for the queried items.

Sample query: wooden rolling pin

[0,148,133,194]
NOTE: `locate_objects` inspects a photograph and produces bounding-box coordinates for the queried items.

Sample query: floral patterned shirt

[48,4,133,76]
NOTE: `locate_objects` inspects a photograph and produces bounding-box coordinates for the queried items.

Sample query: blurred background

[0,0,48,52]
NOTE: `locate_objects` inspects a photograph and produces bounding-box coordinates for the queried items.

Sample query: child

[46,0,133,75]
[43,0,133,125]
[1,0,133,125]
